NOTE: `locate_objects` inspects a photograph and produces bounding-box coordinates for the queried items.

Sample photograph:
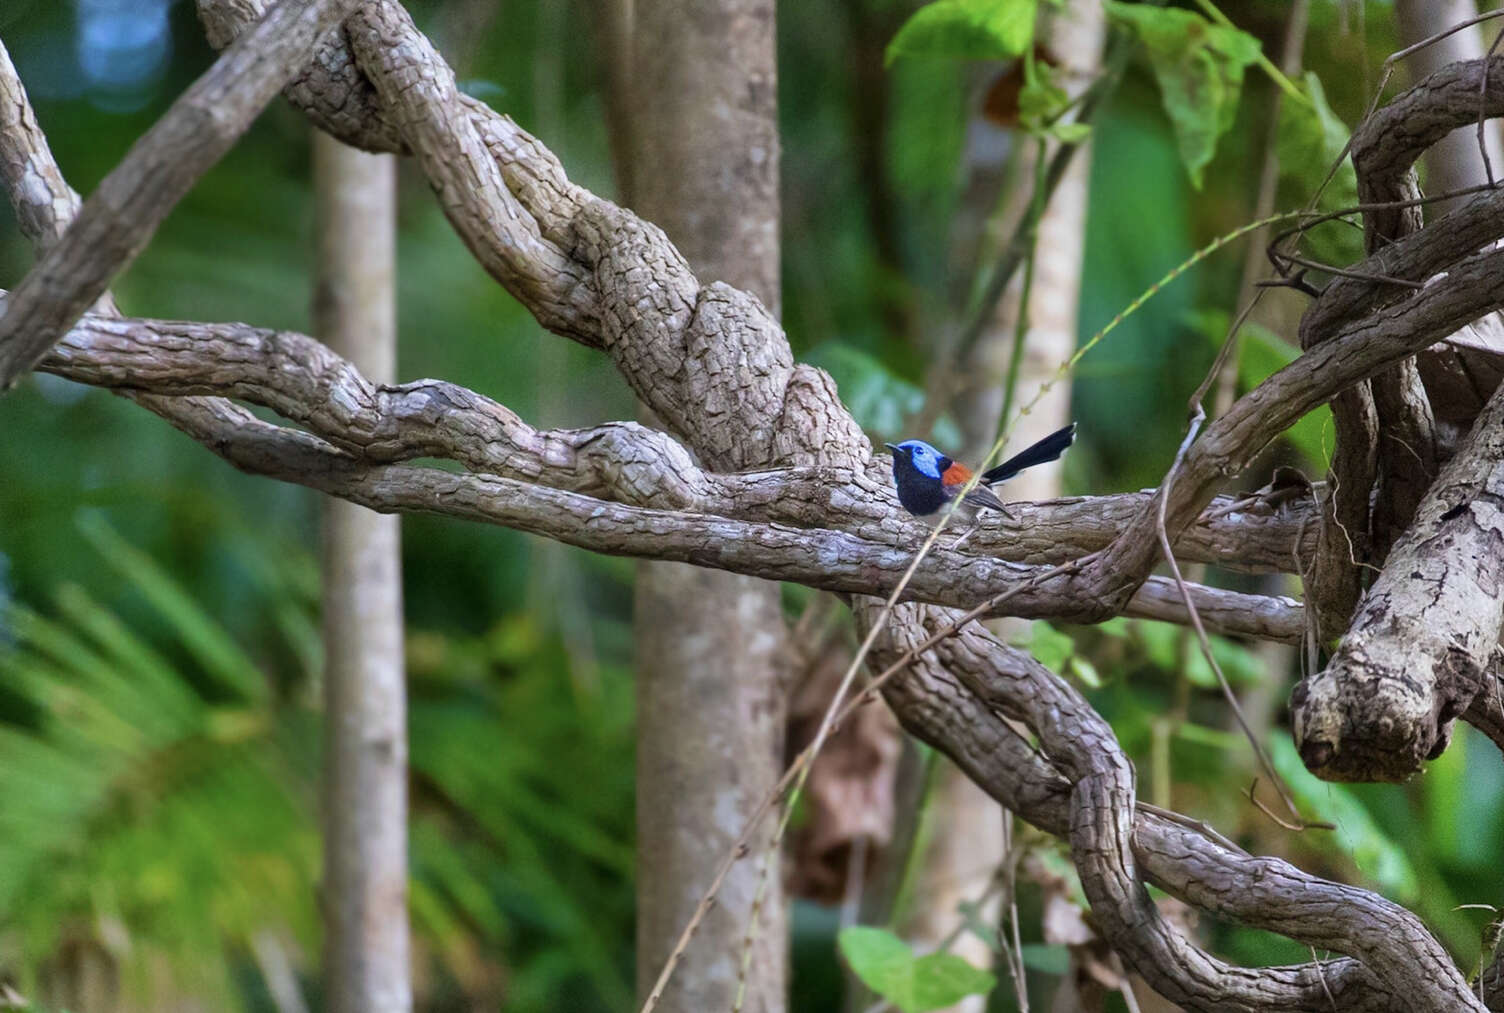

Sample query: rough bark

[1349,53,1504,558]
[1393,2,1504,436]
[313,132,409,1012]
[3,5,1500,1009]
[1084,235,1504,617]
[1292,373,1504,781]
[874,604,1483,1013]
[609,2,788,1010]
[31,305,1310,641]
[1284,54,1504,781]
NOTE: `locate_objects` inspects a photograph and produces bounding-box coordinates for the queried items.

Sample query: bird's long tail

[981,422,1076,484]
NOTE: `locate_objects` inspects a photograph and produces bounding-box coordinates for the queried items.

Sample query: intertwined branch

[3,2,1504,1009]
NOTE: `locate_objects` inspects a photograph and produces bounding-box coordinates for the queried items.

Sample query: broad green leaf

[1068,653,1102,688]
[1277,70,1361,265]
[1276,71,1355,204]
[805,342,960,447]
[1270,736,1419,900]
[1128,619,1260,689]
[903,952,997,1010]
[1237,323,1333,466]
[839,926,997,1012]
[1017,67,1093,142]
[886,0,1037,66]
[1048,120,1092,143]
[1132,618,1180,673]
[1025,620,1075,673]
[1424,722,1467,865]
[1183,634,1264,690]
[1019,68,1068,129]
[1097,617,1132,639]
[1105,2,1262,188]
[1187,308,1332,466]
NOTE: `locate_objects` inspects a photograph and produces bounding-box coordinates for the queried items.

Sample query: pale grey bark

[1293,369,1504,781]
[612,2,788,1010]
[313,133,409,1012]
[1286,56,1504,781]
[17,307,1319,644]
[0,0,365,388]
[1395,0,1504,211]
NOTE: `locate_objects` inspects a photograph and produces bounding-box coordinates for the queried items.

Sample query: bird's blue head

[884,439,947,480]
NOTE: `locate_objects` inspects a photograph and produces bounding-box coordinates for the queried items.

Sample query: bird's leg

[949,521,981,552]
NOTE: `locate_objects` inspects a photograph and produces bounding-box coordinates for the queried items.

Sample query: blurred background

[1,0,1502,1010]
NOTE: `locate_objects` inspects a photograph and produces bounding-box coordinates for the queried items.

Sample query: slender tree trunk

[1395,0,1504,212]
[914,4,1104,1010]
[605,2,789,1011]
[313,132,410,1013]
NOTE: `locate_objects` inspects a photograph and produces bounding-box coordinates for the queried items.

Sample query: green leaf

[839,926,997,1012]
[1133,619,1181,673]
[1068,653,1102,688]
[1270,737,1419,900]
[1186,308,1333,466]
[1276,71,1356,204]
[1097,617,1132,639]
[1237,324,1334,466]
[804,342,960,447]
[886,0,1037,66]
[1105,2,1262,188]
[1276,70,1362,265]
[1026,620,1075,673]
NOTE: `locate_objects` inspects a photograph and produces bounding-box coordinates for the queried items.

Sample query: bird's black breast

[893,462,951,516]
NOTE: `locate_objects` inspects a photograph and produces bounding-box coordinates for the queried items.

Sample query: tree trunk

[1395,0,1504,212]
[313,132,410,1013]
[607,2,789,1011]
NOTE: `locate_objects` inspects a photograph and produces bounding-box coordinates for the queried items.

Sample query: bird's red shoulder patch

[941,462,973,487]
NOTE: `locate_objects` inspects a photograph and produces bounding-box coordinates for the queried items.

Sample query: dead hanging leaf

[785,617,902,904]
[1022,850,1195,1006]
[980,44,1060,127]
[1026,850,1093,948]
[1042,888,1093,947]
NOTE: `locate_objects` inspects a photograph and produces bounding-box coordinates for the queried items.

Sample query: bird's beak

[884,443,901,454]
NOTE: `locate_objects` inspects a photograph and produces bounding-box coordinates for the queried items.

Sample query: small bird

[885,422,1076,546]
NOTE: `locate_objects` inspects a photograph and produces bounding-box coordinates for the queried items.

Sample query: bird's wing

[942,462,1009,513]
[962,485,1009,513]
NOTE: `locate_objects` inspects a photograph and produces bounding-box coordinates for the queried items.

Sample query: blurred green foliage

[838,925,995,1011]
[1,1,1501,1011]
[1105,2,1263,188]
[885,0,1037,66]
